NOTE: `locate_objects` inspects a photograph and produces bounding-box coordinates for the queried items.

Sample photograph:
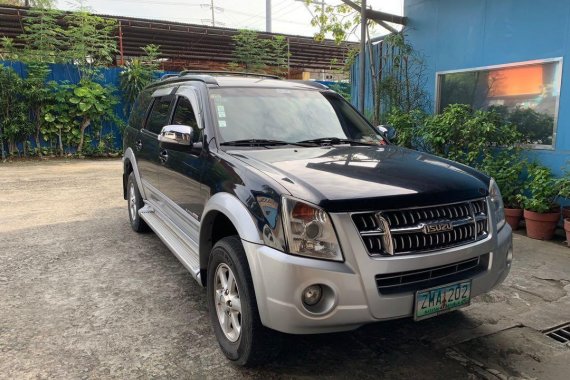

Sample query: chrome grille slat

[352,199,489,256]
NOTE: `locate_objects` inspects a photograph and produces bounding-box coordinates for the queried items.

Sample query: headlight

[282,197,343,261]
[489,178,506,231]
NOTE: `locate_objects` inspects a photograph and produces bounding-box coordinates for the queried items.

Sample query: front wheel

[207,236,279,366]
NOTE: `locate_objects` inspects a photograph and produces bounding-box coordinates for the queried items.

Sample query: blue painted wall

[353,0,570,175]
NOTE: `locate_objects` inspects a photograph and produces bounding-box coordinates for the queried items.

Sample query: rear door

[137,92,174,202]
[157,86,207,238]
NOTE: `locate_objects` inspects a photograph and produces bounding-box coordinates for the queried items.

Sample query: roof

[0,5,356,71]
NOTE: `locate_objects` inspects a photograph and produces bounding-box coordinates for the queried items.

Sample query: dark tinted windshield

[209,88,385,145]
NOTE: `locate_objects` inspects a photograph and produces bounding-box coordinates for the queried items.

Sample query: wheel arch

[199,192,263,286]
[123,147,146,200]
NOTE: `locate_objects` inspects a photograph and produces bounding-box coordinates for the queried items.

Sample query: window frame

[144,95,176,135]
[434,57,563,150]
[171,95,203,144]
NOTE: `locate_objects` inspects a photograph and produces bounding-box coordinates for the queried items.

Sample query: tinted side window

[172,97,201,143]
[128,89,153,130]
[146,97,172,134]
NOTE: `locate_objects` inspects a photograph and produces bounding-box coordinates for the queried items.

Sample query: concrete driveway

[1,160,569,379]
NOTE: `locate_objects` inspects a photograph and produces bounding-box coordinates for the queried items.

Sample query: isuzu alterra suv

[122,72,512,366]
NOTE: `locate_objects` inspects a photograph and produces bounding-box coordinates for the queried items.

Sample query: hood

[229,145,490,212]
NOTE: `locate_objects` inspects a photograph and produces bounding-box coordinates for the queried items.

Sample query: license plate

[414,280,471,321]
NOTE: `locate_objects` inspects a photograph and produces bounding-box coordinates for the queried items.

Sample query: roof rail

[160,73,179,81]
[179,70,281,80]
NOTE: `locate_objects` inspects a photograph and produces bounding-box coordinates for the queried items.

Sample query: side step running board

[139,205,202,284]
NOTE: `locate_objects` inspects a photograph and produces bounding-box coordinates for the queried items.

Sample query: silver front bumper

[243,210,512,335]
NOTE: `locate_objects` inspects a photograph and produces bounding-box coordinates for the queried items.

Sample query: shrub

[421,104,521,168]
[517,164,559,213]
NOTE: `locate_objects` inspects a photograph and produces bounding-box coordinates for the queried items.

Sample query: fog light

[302,284,323,306]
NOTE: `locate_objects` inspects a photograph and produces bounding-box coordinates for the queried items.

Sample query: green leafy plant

[517,164,559,213]
[120,44,160,118]
[386,108,427,149]
[421,104,521,167]
[63,6,118,79]
[67,80,119,153]
[0,66,35,158]
[479,150,527,208]
[231,30,290,75]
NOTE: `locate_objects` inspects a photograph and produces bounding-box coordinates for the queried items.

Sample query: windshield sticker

[218,120,227,128]
[217,105,226,118]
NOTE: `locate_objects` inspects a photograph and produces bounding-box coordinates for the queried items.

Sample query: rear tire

[127,172,150,233]
[207,236,280,367]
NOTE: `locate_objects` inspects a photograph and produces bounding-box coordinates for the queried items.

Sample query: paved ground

[0,159,569,380]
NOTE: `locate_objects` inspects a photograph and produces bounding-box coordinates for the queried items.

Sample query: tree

[120,44,160,118]
[0,66,34,157]
[63,8,117,79]
[307,1,427,125]
[231,30,290,75]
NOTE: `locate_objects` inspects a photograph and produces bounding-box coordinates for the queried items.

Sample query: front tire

[127,172,150,233]
[207,236,279,366]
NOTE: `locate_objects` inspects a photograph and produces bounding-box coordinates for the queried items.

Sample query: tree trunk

[58,130,63,157]
[35,107,42,157]
[77,117,91,153]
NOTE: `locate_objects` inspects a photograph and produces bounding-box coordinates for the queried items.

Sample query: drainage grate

[544,323,570,344]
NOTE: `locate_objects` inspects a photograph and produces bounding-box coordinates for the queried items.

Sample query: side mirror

[158,124,193,151]
[377,124,397,141]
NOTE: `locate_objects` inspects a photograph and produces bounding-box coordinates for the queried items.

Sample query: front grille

[375,254,487,294]
[352,199,489,255]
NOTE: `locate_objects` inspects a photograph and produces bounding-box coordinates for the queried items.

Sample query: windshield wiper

[297,137,380,146]
[220,139,310,147]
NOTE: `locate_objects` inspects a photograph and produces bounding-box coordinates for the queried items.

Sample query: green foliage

[231,30,290,75]
[479,150,527,208]
[308,1,359,44]
[421,104,521,167]
[64,8,118,79]
[556,166,570,200]
[68,80,119,153]
[0,66,34,158]
[120,44,160,118]
[386,108,427,149]
[20,8,64,64]
[517,164,560,213]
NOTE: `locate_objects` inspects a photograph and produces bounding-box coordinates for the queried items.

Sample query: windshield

[209,87,386,146]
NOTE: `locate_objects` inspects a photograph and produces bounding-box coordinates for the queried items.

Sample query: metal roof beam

[339,0,407,26]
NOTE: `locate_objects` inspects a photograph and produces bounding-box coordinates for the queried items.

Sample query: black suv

[123,72,512,366]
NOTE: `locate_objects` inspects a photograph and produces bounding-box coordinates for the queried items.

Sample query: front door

[157,87,207,240]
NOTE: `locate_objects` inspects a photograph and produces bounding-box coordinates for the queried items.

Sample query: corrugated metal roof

[0,5,356,71]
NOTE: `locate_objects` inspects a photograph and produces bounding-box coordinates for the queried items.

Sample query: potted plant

[557,170,570,220]
[480,151,527,230]
[555,173,570,246]
[517,164,561,240]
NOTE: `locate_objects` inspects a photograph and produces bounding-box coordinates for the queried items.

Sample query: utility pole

[266,0,271,33]
[201,0,224,27]
[359,0,366,113]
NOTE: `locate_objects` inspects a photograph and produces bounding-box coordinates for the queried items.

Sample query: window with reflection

[437,59,562,147]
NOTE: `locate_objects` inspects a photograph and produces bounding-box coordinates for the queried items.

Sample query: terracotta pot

[504,208,523,230]
[523,209,561,240]
[564,218,570,247]
[562,206,570,220]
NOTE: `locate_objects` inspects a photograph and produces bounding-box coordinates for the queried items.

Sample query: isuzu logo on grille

[423,222,453,234]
